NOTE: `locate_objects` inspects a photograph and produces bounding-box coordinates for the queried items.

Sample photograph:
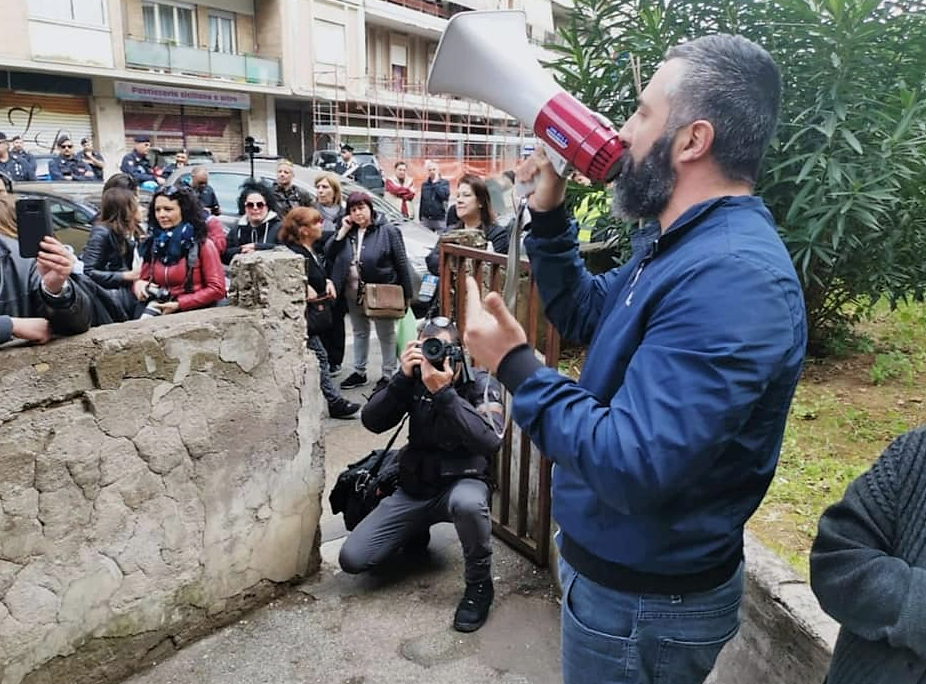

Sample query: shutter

[0,92,92,153]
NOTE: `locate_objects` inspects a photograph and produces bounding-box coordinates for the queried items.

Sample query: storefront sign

[114,82,250,110]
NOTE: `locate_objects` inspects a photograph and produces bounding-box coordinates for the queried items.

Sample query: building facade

[0,0,568,180]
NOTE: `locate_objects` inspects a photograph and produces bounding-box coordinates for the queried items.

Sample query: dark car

[147,147,215,172]
[10,189,98,255]
[165,161,437,308]
[310,149,385,196]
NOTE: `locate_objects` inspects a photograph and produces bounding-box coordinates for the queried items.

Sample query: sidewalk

[124,322,563,684]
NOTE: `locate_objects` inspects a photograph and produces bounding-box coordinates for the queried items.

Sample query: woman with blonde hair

[314,171,347,374]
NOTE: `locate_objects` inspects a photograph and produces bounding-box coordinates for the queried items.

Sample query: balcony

[124,39,281,86]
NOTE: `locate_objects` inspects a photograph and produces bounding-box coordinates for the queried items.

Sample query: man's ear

[676,120,714,163]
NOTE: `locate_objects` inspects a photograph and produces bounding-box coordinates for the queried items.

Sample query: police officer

[0,133,30,182]
[120,135,163,185]
[7,135,36,181]
[333,143,358,178]
[48,136,93,181]
[79,137,105,180]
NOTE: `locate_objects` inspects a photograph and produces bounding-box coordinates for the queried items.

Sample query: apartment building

[0,0,568,177]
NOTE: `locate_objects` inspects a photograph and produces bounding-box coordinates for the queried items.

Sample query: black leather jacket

[0,235,93,344]
[81,225,134,289]
[361,368,505,497]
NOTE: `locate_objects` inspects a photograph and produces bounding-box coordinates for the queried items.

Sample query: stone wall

[0,251,325,684]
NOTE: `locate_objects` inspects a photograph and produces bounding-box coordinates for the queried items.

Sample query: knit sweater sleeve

[810,429,926,659]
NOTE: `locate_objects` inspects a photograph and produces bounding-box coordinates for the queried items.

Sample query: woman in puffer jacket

[325,191,412,391]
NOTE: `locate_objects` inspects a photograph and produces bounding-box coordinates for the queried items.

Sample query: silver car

[166,161,438,310]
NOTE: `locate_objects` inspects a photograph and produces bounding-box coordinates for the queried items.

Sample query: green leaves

[550,0,926,354]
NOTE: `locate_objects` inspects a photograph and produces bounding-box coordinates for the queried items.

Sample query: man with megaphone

[462,33,807,684]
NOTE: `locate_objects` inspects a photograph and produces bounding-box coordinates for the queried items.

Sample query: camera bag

[328,415,407,530]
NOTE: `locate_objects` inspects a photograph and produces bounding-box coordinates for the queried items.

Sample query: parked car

[166,161,437,309]
[310,150,385,196]
[147,147,215,171]
[31,154,57,181]
[9,188,99,255]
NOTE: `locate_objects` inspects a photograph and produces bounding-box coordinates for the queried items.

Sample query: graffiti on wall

[1,96,91,152]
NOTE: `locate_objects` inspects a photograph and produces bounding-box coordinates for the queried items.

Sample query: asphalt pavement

[124,319,564,684]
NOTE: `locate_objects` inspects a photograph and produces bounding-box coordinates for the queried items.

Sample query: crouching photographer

[338,317,505,633]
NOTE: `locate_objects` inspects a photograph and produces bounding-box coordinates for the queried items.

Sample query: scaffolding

[309,65,534,183]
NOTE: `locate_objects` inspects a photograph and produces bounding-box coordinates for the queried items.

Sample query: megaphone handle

[514,142,573,199]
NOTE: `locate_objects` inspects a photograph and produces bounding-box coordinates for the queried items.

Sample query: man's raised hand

[463,276,527,374]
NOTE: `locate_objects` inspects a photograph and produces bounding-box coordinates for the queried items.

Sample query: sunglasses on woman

[245,201,266,209]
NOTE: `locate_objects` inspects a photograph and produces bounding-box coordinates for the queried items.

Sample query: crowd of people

[3,30,922,684]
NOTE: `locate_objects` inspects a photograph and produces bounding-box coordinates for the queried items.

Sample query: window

[314,20,346,66]
[209,12,236,53]
[142,2,195,46]
[389,43,407,92]
[30,0,106,26]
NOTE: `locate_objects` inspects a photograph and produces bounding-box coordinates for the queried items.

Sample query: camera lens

[421,337,446,366]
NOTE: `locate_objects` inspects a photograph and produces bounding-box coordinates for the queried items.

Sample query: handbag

[360,282,406,319]
[305,294,334,335]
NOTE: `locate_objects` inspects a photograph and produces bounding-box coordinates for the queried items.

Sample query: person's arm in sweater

[810,430,926,659]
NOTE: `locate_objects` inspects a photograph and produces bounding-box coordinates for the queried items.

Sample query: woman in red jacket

[130,185,225,317]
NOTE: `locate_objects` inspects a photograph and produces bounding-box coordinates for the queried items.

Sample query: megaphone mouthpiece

[427,10,624,183]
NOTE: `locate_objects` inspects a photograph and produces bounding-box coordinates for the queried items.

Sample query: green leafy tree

[548,0,926,353]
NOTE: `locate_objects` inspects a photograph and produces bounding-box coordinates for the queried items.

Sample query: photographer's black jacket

[361,368,504,497]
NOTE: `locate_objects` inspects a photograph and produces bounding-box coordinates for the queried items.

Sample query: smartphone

[16,198,55,259]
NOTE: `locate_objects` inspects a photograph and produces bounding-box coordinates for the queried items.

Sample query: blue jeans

[558,556,743,684]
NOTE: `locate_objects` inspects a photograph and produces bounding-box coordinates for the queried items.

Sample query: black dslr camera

[415,337,473,384]
[145,282,171,302]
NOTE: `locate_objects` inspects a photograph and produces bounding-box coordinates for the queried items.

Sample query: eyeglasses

[60,144,73,149]
[245,201,266,209]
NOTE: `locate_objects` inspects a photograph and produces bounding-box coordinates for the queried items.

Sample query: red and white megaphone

[427,10,625,183]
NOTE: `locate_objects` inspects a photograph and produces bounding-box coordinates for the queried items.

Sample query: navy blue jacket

[48,155,92,181]
[419,177,450,220]
[498,196,806,578]
[120,151,156,183]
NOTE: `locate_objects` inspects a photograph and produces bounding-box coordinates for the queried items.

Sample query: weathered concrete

[708,532,838,684]
[0,251,326,684]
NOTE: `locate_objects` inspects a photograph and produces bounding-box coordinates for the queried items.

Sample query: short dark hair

[236,180,280,216]
[57,136,71,148]
[419,318,461,345]
[345,191,375,220]
[664,34,781,186]
[80,137,90,146]
[394,161,407,169]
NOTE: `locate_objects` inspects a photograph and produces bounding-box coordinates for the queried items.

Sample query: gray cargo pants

[338,478,492,584]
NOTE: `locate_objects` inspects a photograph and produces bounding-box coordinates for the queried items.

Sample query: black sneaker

[329,364,342,378]
[374,376,390,392]
[453,579,494,633]
[328,398,361,419]
[340,372,368,390]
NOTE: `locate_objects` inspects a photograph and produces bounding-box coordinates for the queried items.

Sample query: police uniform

[48,155,91,181]
[0,156,29,182]
[120,151,156,183]
[81,151,105,180]
[9,150,36,180]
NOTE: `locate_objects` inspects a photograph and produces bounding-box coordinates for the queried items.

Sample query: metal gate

[437,242,559,567]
